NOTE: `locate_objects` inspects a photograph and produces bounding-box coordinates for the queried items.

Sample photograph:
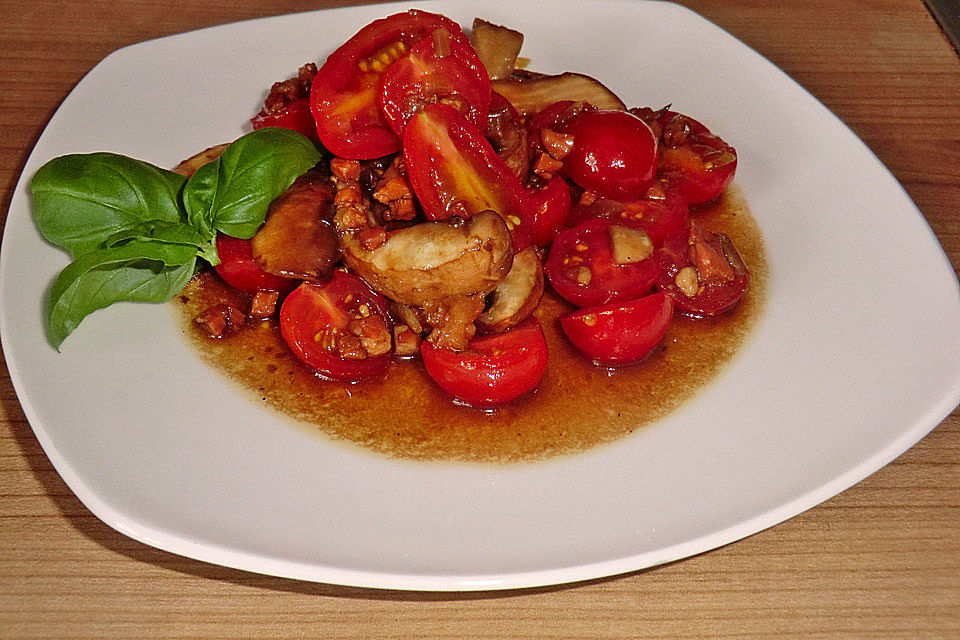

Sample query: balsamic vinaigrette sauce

[174,188,766,463]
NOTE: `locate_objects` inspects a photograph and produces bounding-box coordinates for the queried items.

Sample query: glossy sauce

[174,188,766,463]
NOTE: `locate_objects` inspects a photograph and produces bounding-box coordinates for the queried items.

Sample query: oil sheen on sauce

[174,189,766,463]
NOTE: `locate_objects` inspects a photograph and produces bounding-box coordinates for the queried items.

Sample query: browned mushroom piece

[476,246,544,334]
[485,94,530,182]
[172,143,230,177]
[340,210,514,307]
[250,166,341,282]
[491,71,626,117]
[470,18,524,81]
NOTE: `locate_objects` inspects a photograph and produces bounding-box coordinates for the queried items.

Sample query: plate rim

[2,0,959,591]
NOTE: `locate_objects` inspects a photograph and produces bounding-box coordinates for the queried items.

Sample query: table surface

[2,0,958,637]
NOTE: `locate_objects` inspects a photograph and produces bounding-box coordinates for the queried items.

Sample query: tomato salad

[32,10,750,411]
[214,10,750,408]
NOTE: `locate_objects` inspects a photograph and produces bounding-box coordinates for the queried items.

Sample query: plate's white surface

[2,0,959,591]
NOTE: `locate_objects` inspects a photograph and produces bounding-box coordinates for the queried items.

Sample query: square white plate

[2,0,959,591]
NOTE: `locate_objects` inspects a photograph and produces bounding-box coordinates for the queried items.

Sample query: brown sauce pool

[174,188,766,463]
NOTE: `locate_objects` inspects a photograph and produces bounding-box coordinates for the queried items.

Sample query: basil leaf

[183,128,321,240]
[104,220,207,249]
[31,153,186,257]
[45,241,197,349]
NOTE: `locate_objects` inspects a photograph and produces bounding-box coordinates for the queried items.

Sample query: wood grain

[1,1,958,638]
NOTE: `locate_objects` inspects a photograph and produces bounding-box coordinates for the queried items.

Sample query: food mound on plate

[31,10,748,411]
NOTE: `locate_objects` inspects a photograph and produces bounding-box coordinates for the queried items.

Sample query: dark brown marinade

[174,188,766,463]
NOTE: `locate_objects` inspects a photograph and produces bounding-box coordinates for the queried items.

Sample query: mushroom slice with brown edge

[492,72,626,117]
[251,166,341,281]
[470,18,524,80]
[477,246,544,334]
[340,210,514,307]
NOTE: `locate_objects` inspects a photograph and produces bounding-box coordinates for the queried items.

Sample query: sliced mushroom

[422,294,487,350]
[492,72,625,117]
[251,166,341,281]
[340,210,513,306]
[477,246,544,333]
[172,143,229,177]
[470,18,524,80]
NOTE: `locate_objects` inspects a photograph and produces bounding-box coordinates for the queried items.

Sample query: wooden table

[2,1,958,637]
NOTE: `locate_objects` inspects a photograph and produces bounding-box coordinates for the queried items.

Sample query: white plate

[2,0,959,591]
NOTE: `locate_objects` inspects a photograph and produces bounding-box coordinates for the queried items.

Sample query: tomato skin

[310,10,471,159]
[656,110,737,205]
[250,98,318,140]
[420,318,548,407]
[545,218,658,307]
[655,224,749,317]
[525,176,572,247]
[279,272,393,381]
[561,292,674,364]
[562,110,658,201]
[379,32,491,137]
[404,103,532,249]
[214,235,298,294]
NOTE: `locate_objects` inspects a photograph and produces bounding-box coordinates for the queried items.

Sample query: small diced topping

[608,225,654,264]
[675,266,700,297]
[195,303,246,338]
[249,290,279,320]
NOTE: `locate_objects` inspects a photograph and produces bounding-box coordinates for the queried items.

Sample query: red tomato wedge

[655,110,737,204]
[310,10,471,159]
[525,176,572,248]
[562,109,659,201]
[404,103,532,249]
[567,177,689,248]
[214,234,298,294]
[279,272,393,381]
[561,292,674,365]
[379,30,490,137]
[250,98,318,140]
[545,218,658,307]
[655,224,749,317]
[420,318,548,407]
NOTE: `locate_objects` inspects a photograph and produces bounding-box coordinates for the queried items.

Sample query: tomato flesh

[561,292,674,364]
[310,10,471,159]
[656,110,737,204]
[379,30,490,137]
[420,318,548,407]
[279,272,393,381]
[214,234,298,294]
[404,103,532,249]
[655,224,749,317]
[545,218,658,307]
[562,110,658,201]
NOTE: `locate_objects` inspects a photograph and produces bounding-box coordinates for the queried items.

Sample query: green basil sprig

[30,127,322,349]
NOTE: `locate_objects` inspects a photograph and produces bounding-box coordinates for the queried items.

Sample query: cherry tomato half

[561,291,674,365]
[404,103,532,249]
[310,10,471,159]
[214,234,298,294]
[545,218,658,308]
[656,110,737,205]
[567,177,689,248]
[525,176,572,248]
[250,98,319,140]
[562,110,658,201]
[279,272,393,381]
[420,318,548,407]
[379,29,490,137]
[655,223,749,317]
